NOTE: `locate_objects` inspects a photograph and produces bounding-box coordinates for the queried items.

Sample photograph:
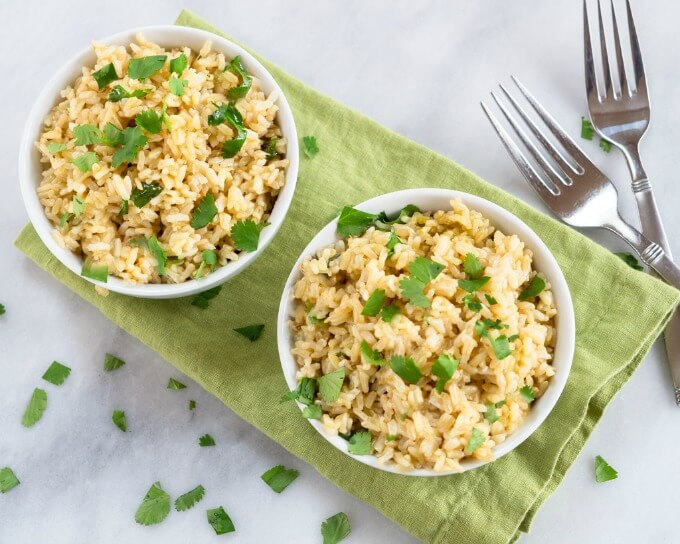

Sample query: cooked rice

[289,199,557,472]
[36,35,288,284]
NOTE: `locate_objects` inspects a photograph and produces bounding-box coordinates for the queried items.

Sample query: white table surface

[2,1,679,542]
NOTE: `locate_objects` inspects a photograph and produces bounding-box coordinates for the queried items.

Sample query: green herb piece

[21,387,47,427]
[386,434,400,442]
[207,506,235,535]
[189,400,196,411]
[135,482,170,526]
[518,275,545,301]
[169,74,188,96]
[208,103,247,157]
[225,55,252,100]
[431,354,459,393]
[199,434,216,447]
[0,467,19,493]
[135,109,163,134]
[463,293,482,312]
[347,430,372,455]
[42,361,71,386]
[71,151,99,172]
[119,199,128,217]
[475,319,512,360]
[302,135,319,159]
[73,124,103,146]
[72,196,85,218]
[0,303,4,316]
[175,484,205,511]
[111,126,148,167]
[101,122,125,146]
[463,253,484,279]
[193,250,218,279]
[485,294,497,305]
[409,257,445,283]
[508,334,519,342]
[170,53,188,75]
[104,353,125,371]
[302,404,322,419]
[160,102,171,130]
[336,206,378,237]
[108,85,151,102]
[595,455,618,483]
[360,340,383,365]
[321,512,350,544]
[128,55,167,80]
[475,318,508,332]
[47,142,68,154]
[581,116,595,140]
[381,204,421,226]
[600,138,612,152]
[129,182,162,208]
[190,193,218,229]
[231,219,267,252]
[112,410,126,432]
[307,312,325,325]
[81,259,108,282]
[399,277,430,308]
[485,402,500,423]
[147,235,166,276]
[381,305,400,323]
[191,285,222,309]
[92,63,119,90]
[59,212,73,227]
[386,232,402,256]
[167,378,186,390]
[280,377,317,405]
[458,276,490,292]
[466,428,485,453]
[261,465,299,493]
[233,323,264,341]
[318,367,345,403]
[389,355,421,384]
[519,385,535,403]
[361,289,386,317]
[615,252,644,271]
[264,138,281,160]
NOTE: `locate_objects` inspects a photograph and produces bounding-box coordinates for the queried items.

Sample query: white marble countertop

[2,1,679,542]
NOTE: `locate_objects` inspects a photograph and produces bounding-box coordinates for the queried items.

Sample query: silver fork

[585,0,680,405]
[480,77,680,291]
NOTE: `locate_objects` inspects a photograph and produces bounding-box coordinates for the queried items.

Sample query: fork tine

[626,0,647,94]
[584,0,601,101]
[596,0,613,99]
[511,76,595,169]
[480,101,558,203]
[610,0,628,96]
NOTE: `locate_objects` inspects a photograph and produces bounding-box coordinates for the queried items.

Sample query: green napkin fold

[15,10,679,543]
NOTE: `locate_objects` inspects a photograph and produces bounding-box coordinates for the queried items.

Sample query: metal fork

[480,77,680,291]
[585,0,680,405]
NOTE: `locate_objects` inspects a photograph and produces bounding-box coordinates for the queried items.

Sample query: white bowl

[277,188,575,476]
[19,25,298,299]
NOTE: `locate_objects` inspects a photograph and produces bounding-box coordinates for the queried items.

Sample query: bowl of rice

[19,25,298,298]
[277,188,575,475]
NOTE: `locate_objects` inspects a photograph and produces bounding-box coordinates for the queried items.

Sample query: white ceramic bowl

[277,188,575,476]
[19,25,298,299]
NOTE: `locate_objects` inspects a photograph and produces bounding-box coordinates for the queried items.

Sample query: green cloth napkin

[15,10,680,543]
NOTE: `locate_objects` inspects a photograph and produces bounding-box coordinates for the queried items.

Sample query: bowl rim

[18,24,299,299]
[276,188,576,477]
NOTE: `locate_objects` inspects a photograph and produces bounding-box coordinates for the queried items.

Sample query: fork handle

[633,181,673,257]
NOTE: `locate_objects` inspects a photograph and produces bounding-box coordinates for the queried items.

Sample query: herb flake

[260,465,299,493]
[42,361,71,386]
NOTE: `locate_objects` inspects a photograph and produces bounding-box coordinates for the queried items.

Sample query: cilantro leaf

[135,482,171,526]
[307,311,325,325]
[207,506,235,535]
[80,259,109,282]
[108,85,151,102]
[42,361,71,386]
[145,235,167,276]
[399,277,430,308]
[581,116,595,140]
[431,354,459,393]
[231,219,266,252]
[361,289,386,317]
[118,200,129,217]
[321,512,350,544]
[518,275,545,301]
[71,151,99,172]
[409,257,445,283]
[104,353,125,371]
[360,340,383,365]
[199,434,216,447]
[264,138,281,160]
[485,294,497,305]
[112,410,126,432]
[0,303,5,316]
[458,276,490,292]
[191,285,222,309]
[167,378,186,390]
[135,109,163,134]
[347,430,372,455]
[599,138,612,152]
[615,252,644,271]
[191,193,218,229]
[193,249,218,279]
[382,204,420,225]
[130,182,162,208]
[170,53,188,75]
[519,385,535,403]
[280,377,317,405]
[302,135,319,159]
[485,402,500,423]
[21,388,47,427]
[463,293,482,312]
[463,252,484,279]
[336,206,378,237]
[380,305,400,323]
[0,468,20,494]
[261,465,299,493]
[466,428,485,453]
[389,355,421,384]
[225,55,252,100]
[72,196,85,218]
[169,74,188,96]
[302,404,322,419]
[73,124,103,146]
[92,62,119,90]
[318,367,345,403]
[233,323,264,341]
[508,334,519,342]
[111,126,148,168]
[175,484,205,511]
[489,335,511,359]
[386,434,400,441]
[189,400,197,411]
[128,55,167,80]
[595,455,618,483]
[386,232,402,256]
[47,142,68,154]
[207,103,247,157]
[102,122,125,147]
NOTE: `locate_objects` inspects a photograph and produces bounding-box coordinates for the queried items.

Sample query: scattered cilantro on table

[595,455,618,483]
[189,400,196,411]
[0,467,20,494]
[233,323,265,341]
[615,252,643,271]
[41,361,71,386]
[104,353,125,371]
[302,135,319,158]
[191,285,222,309]
[112,410,126,432]
[199,434,216,447]
[260,465,299,493]
[175,484,205,511]
[321,512,350,544]
[135,481,171,526]
[207,506,236,535]
[167,378,187,390]
[21,388,47,428]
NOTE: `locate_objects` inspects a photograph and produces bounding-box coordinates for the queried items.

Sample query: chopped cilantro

[386,232,402,256]
[207,506,235,535]
[360,340,383,365]
[73,124,103,146]
[208,103,247,157]
[233,323,264,341]
[225,55,252,99]
[431,354,459,393]
[321,512,350,544]
[102,122,125,146]
[231,219,266,252]
[119,199,129,217]
[191,285,222,309]
[508,334,519,342]
[600,138,612,152]
[170,53,188,75]
[463,293,482,312]
[302,135,319,158]
[167,378,187,390]
[302,404,322,419]
[318,367,345,403]
[199,434,216,447]
[0,303,4,316]
[193,249,218,279]
[92,63,119,90]
[71,151,99,172]
[59,212,73,227]
[169,74,188,96]
[280,377,317,405]
[175,484,205,511]
[128,55,167,80]
[336,206,378,237]
[389,355,421,384]
[458,276,490,292]
[615,252,643,271]
[463,253,484,279]
[485,403,500,423]
[361,289,386,317]
[147,235,167,276]
[264,138,281,160]
[108,85,151,102]
[466,428,485,453]
[409,257,445,283]
[581,116,595,140]
[475,319,512,360]
[347,430,372,455]
[130,182,162,208]
[104,353,125,371]
[519,385,535,403]
[42,361,71,386]
[47,142,68,154]
[111,126,148,168]
[21,387,47,427]
[190,193,218,229]
[386,434,400,442]
[518,275,545,301]
[72,196,85,218]
[485,294,497,305]
[135,482,170,526]
[399,277,430,308]
[380,305,400,323]
[81,259,108,282]
[595,455,618,483]
[112,410,126,432]
[0,467,19,494]
[307,311,326,325]
[261,465,299,493]
[135,109,163,134]
[189,400,196,411]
